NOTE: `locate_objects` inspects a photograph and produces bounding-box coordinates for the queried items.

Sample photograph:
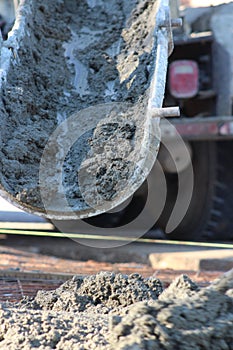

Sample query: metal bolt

[151,107,180,118]
[159,18,182,28]
[171,18,183,28]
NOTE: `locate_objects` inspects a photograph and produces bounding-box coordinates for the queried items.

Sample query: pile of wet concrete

[0,270,233,349]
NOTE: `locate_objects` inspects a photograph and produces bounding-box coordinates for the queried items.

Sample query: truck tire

[52,182,148,234]
[82,182,147,228]
[159,141,233,241]
[53,141,233,242]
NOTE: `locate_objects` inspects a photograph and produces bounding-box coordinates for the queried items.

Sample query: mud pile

[0,0,160,214]
[0,270,233,349]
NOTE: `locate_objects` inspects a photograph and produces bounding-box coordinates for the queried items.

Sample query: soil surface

[0,269,233,349]
[0,0,160,216]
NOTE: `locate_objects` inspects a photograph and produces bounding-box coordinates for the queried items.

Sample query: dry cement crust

[0,270,233,349]
[0,0,159,212]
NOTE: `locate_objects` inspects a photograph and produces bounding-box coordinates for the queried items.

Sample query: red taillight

[169,60,199,99]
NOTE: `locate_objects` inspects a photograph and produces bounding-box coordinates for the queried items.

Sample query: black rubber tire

[52,182,148,233]
[82,180,147,228]
[158,141,233,241]
[53,141,233,241]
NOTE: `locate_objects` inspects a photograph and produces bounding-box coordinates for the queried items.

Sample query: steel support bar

[161,116,233,140]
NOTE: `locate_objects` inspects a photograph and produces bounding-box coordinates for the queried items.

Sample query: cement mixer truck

[83,1,233,242]
[80,1,233,242]
[157,1,233,241]
[0,0,232,241]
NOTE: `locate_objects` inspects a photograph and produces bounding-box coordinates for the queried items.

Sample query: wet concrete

[0,269,232,349]
[0,0,160,216]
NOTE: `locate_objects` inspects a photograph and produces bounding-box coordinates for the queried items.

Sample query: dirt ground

[0,269,233,349]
